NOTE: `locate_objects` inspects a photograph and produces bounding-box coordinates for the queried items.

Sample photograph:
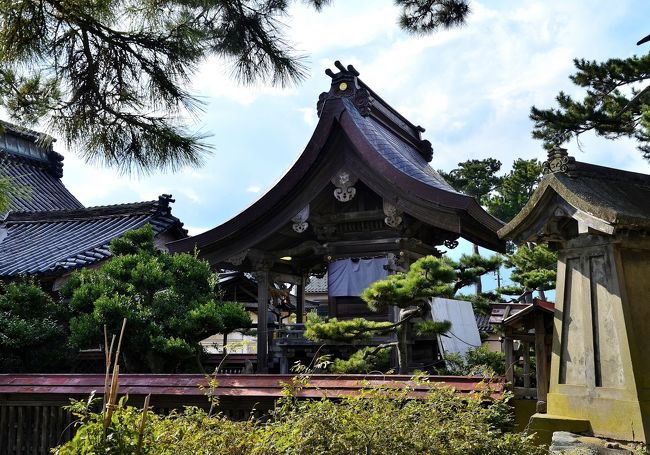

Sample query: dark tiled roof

[0,122,83,212]
[500,150,650,241]
[0,195,186,277]
[475,314,493,333]
[305,274,328,293]
[343,98,458,192]
[1,153,83,212]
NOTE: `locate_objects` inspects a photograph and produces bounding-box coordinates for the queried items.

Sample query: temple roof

[499,148,650,243]
[0,195,186,277]
[168,62,504,268]
[0,122,83,212]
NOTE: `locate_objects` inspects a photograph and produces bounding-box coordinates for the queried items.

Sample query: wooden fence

[0,374,502,454]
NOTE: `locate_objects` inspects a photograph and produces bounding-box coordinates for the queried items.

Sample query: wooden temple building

[168,62,505,373]
[0,122,187,290]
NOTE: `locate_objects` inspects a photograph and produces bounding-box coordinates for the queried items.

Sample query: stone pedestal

[547,235,650,443]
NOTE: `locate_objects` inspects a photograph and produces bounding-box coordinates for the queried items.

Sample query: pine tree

[486,158,543,223]
[439,158,502,294]
[0,0,472,174]
[498,243,557,301]
[0,280,72,372]
[530,51,650,159]
[62,224,251,373]
[305,254,500,374]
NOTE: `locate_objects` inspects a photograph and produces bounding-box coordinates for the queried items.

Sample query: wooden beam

[504,328,515,385]
[523,341,531,391]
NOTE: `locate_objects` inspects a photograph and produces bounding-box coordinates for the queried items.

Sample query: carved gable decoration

[331,169,358,202]
[542,147,576,175]
[291,205,310,233]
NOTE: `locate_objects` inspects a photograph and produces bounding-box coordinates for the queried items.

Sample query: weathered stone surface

[550,432,635,454]
[500,152,650,443]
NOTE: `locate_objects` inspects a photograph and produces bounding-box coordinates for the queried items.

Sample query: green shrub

[62,225,251,373]
[55,379,545,455]
[329,347,391,374]
[0,279,71,372]
[441,346,506,376]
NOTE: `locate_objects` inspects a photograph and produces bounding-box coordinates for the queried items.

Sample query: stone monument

[499,147,650,443]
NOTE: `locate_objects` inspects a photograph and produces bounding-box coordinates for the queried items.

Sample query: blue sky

[56,0,650,293]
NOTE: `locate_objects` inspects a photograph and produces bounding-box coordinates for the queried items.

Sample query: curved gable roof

[169,63,504,258]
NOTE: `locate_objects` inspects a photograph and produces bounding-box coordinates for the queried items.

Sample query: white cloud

[246,185,261,193]
[297,107,317,127]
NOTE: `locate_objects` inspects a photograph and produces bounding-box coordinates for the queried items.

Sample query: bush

[55,379,545,455]
[441,346,506,376]
[62,225,251,373]
[0,280,71,372]
[329,347,391,374]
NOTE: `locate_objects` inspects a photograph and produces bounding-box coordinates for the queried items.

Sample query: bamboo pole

[135,394,151,455]
[103,318,127,436]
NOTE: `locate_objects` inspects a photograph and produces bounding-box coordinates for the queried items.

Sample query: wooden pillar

[534,311,548,404]
[280,351,289,374]
[504,328,515,385]
[296,275,305,323]
[256,270,270,373]
[523,341,531,392]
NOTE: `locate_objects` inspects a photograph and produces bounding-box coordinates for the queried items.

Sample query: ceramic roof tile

[0,196,186,277]
[305,274,328,293]
[1,154,83,212]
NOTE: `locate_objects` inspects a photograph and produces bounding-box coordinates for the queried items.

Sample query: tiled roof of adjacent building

[0,195,187,277]
[305,274,328,293]
[475,314,494,333]
[0,120,187,279]
[0,122,83,212]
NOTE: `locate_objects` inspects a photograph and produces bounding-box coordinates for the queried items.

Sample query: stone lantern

[499,147,650,443]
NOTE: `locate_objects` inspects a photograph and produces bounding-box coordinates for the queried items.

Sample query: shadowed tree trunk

[473,243,483,295]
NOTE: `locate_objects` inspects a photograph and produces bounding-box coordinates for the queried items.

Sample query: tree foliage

[306,255,500,374]
[530,53,650,159]
[61,224,250,373]
[440,345,506,376]
[485,158,543,223]
[0,0,473,173]
[0,280,71,372]
[438,158,502,204]
[329,346,391,374]
[396,0,471,34]
[498,243,557,299]
[55,379,544,455]
[304,313,392,342]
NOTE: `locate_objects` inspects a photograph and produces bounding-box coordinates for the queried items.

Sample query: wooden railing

[0,374,503,454]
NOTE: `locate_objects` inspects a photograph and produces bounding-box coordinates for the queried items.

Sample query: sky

[55,0,650,292]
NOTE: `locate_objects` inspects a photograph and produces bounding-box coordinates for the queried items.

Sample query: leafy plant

[440,346,506,376]
[55,376,545,455]
[0,279,72,372]
[62,224,251,373]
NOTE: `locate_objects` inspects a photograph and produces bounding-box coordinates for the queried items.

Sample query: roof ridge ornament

[325,61,360,83]
[542,146,576,175]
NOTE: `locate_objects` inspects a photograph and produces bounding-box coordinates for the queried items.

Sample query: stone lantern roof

[499,147,650,244]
